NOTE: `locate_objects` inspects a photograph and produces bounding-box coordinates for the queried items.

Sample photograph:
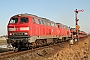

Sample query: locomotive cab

[7,14,32,50]
[8,15,30,36]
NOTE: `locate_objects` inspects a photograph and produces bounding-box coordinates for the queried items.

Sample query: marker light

[18,14,21,16]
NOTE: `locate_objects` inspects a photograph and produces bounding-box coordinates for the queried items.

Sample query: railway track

[0,41,68,60]
[0,37,88,60]
[0,51,14,56]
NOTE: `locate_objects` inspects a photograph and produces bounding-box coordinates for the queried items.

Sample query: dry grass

[0,40,7,44]
[0,40,8,52]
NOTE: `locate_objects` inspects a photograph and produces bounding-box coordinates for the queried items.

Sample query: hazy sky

[0,0,90,35]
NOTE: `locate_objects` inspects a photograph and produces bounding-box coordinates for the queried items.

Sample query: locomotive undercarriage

[7,36,29,51]
[7,36,70,51]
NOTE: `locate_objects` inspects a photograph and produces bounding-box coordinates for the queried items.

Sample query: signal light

[75,9,78,13]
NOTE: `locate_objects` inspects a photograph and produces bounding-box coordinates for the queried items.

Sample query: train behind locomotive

[7,13,87,51]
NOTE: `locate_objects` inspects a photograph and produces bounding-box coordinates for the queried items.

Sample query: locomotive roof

[70,28,75,29]
[56,23,62,24]
[56,23,69,27]
[13,13,55,23]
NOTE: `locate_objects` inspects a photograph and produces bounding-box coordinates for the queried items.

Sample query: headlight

[20,27,29,30]
[9,33,14,35]
[24,33,28,35]
[10,33,12,35]
[10,33,14,35]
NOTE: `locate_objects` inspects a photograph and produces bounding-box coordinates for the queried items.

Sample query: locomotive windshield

[20,17,28,23]
[10,18,18,24]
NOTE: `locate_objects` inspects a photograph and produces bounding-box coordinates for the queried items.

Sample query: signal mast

[74,9,84,41]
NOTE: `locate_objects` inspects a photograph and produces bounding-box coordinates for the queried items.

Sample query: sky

[0,0,90,35]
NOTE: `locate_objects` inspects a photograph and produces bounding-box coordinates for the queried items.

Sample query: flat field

[0,40,7,44]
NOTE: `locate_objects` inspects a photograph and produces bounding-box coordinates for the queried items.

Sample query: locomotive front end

[7,14,31,50]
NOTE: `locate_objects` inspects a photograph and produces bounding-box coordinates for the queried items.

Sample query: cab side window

[38,19,41,24]
[41,20,44,25]
[36,19,41,24]
[32,18,35,23]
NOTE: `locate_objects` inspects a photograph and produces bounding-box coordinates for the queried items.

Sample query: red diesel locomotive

[7,13,71,50]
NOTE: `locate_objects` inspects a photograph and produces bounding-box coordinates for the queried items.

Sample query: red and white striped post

[74,9,84,41]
